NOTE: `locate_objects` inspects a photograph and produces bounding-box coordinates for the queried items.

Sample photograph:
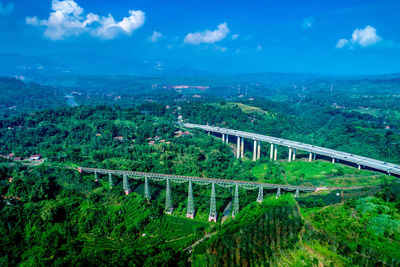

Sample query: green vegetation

[1,75,400,266]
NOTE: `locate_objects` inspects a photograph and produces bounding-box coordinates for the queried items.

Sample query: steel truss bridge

[182,123,400,176]
[79,167,315,222]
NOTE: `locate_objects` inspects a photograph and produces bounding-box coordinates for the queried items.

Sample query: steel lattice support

[276,187,281,198]
[232,184,239,218]
[144,176,150,200]
[186,180,195,219]
[257,186,263,203]
[109,173,113,189]
[294,188,299,198]
[209,183,217,222]
[165,178,173,214]
[123,174,130,195]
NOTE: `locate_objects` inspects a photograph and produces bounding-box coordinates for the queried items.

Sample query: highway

[183,123,400,176]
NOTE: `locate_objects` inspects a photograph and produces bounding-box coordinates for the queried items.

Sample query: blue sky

[0,0,400,74]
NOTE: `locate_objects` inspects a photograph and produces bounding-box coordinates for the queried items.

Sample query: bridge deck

[183,123,400,176]
[79,167,315,191]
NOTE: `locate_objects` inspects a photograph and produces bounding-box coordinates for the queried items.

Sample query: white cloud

[336,38,349,48]
[184,23,229,45]
[0,2,14,15]
[351,25,382,46]
[149,31,162,42]
[232,33,239,40]
[92,10,145,39]
[302,17,314,29]
[26,0,145,40]
[336,25,382,49]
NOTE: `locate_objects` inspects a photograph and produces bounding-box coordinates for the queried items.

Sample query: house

[113,136,124,141]
[149,141,155,145]
[30,154,42,161]
[4,153,14,159]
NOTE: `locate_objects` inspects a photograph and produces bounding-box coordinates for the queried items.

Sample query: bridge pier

[294,188,299,198]
[257,186,263,203]
[222,134,225,142]
[109,173,113,189]
[209,183,217,222]
[144,176,150,200]
[270,143,274,160]
[288,147,293,162]
[94,171,98,182]
[165,178,173,214]
[186,180,195,219]
[358,164,361,170]
[274,145,278,161]
[226,135,229,144]
[253,140,257,161]
[240,137,244,158]
[293,149,296,161]
[309,152,313,162]
[276,187,281,198]
[123,174,131,195]
[313,154,316,160]
[232,184,239,218]
[236,136,240,158]
[257,142,261,160]
[332,158,335,164]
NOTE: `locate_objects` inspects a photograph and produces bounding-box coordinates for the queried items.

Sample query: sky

[0,0,400,75]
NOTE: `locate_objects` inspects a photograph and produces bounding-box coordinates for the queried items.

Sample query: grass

[213,102,274,116]
[280,160,393,187]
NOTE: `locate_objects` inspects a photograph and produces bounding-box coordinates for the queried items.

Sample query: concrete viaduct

[182,123,400,176]
[78,167,315,222]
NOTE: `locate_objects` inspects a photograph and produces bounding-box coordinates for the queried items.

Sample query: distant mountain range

[1,52,400,83]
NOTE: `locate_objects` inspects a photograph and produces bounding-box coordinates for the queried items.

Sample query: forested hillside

[1,75,399,266]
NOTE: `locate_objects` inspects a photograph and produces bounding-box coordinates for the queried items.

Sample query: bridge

[182,123,400,176]
[78,167,315,222]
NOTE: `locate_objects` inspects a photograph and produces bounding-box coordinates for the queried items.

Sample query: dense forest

[1,75,399,266]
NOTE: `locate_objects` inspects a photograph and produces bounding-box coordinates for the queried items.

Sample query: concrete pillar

[208,131,210,136]
[226,135,229,144]
[309,152,312,162]
[293,149,296,161]
[313,154,316,160]
[253,140,257,161]
[358,164,361,170]
[270,143,274,160]
[240,137,244,158]
[222,134,225,142]
[236,136,240,159]
[274,145,278,161]
[288,147,292,162]
[332,158,335,164]
[257,142,261,160]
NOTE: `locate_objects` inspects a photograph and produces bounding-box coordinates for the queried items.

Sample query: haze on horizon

[0,0,400,75]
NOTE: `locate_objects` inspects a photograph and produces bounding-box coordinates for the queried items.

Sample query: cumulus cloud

[149,31,162,42]
[184,23,229,45]
[336,38,349,49]
[26,0,145,40]
[302,17,314,29]
[351,25,382,46]
[336,25,382,49]
[0,2,14,15]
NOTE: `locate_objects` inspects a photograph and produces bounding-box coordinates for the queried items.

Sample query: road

[183,123,400,176]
